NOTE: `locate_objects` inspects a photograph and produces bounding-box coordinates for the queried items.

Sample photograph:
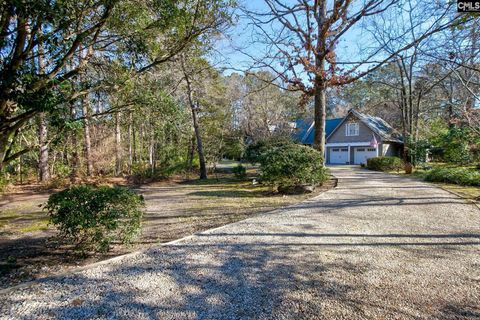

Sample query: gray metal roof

[349,109,403,143]
[292,118,343,145]
[293,110,403,144]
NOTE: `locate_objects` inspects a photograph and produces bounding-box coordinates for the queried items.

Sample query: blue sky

[211,0,373,76]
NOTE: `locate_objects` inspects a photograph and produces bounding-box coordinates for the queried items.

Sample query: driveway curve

[1,167,480,319]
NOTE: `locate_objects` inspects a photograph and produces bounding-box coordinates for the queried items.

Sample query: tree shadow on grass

[181,177,248,186]
[187,189,267,198]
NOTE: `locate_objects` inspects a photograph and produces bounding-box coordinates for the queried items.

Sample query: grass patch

[215,160,247,168]
[0,209,21,219]
[18,220,49,233]
[436,184,480,202]
[188,189,266,198]
[0,210,21,228]
[185,177,249,186]
[0,209,49,233]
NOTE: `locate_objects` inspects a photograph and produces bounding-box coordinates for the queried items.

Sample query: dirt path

[2,167,479,319]
[0,174,332,289]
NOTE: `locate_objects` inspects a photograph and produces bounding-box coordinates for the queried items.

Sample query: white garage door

[330,147,349,164]
[354,147,377,164]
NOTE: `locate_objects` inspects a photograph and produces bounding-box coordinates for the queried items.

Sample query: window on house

[367,148,376,152]
[346,123,359,136]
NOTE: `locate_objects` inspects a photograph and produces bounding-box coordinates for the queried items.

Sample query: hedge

[244,136,294,164]
[366,156,404,172]
[424,167,480,186]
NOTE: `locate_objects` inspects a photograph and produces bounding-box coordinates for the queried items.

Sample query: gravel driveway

[1,167,480,319]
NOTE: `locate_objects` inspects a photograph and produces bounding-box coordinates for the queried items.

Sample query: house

[293,109,403,165]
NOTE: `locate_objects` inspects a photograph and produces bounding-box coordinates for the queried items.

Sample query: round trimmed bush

[232,164,247,179]
[258,144,327,190]
[244,136,294,164]
[45,185,145,254]
[367,156,404,172]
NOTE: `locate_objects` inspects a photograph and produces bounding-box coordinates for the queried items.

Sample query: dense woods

[0,0,292,186]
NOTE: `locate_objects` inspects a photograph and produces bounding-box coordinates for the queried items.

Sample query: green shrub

[258,144,327,189]
[437,127,474,164]
[53,163,72,179]
[444,142,472,164]
[244,136,294,164]
[0,175,9,193]
[45,185,145,254]
[131,161,189,183]
[407,139,430,165]
[223,135,245,160]
[367,156,404,172]
[232,164,247,179]
[424,167,480,186]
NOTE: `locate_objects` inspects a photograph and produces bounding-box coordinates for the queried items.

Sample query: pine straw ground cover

[0,165,336,289]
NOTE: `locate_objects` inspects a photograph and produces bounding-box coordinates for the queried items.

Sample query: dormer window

[346,122,359,136]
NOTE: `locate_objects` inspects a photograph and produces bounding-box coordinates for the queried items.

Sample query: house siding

[328,113,381,144]
[387,143,402,157]
[382,143,391,156]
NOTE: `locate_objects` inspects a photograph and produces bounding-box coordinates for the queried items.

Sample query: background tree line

[1,0,479,189]
[0,0,302,186]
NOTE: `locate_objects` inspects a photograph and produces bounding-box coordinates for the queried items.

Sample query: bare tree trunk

[37,30,49,182]
[18,144,22,185]
[413,93,422,143]
[313,79,327,160]
[181,57,207,179]
[187,134,195,171]
[51,151,57,176]
[37,113,49,182]
[128,111,133,174]
[139,123,143,164]
[115,112,122,176]
[132,127,137,163]
[148,124,155,172]
[70,104,79,183]
[82,96,94,177]
[191,103,207,179]
[132,113,137,163]
[312,1,327,161]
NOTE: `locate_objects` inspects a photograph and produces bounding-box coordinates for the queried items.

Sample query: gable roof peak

[349,109,403,143]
